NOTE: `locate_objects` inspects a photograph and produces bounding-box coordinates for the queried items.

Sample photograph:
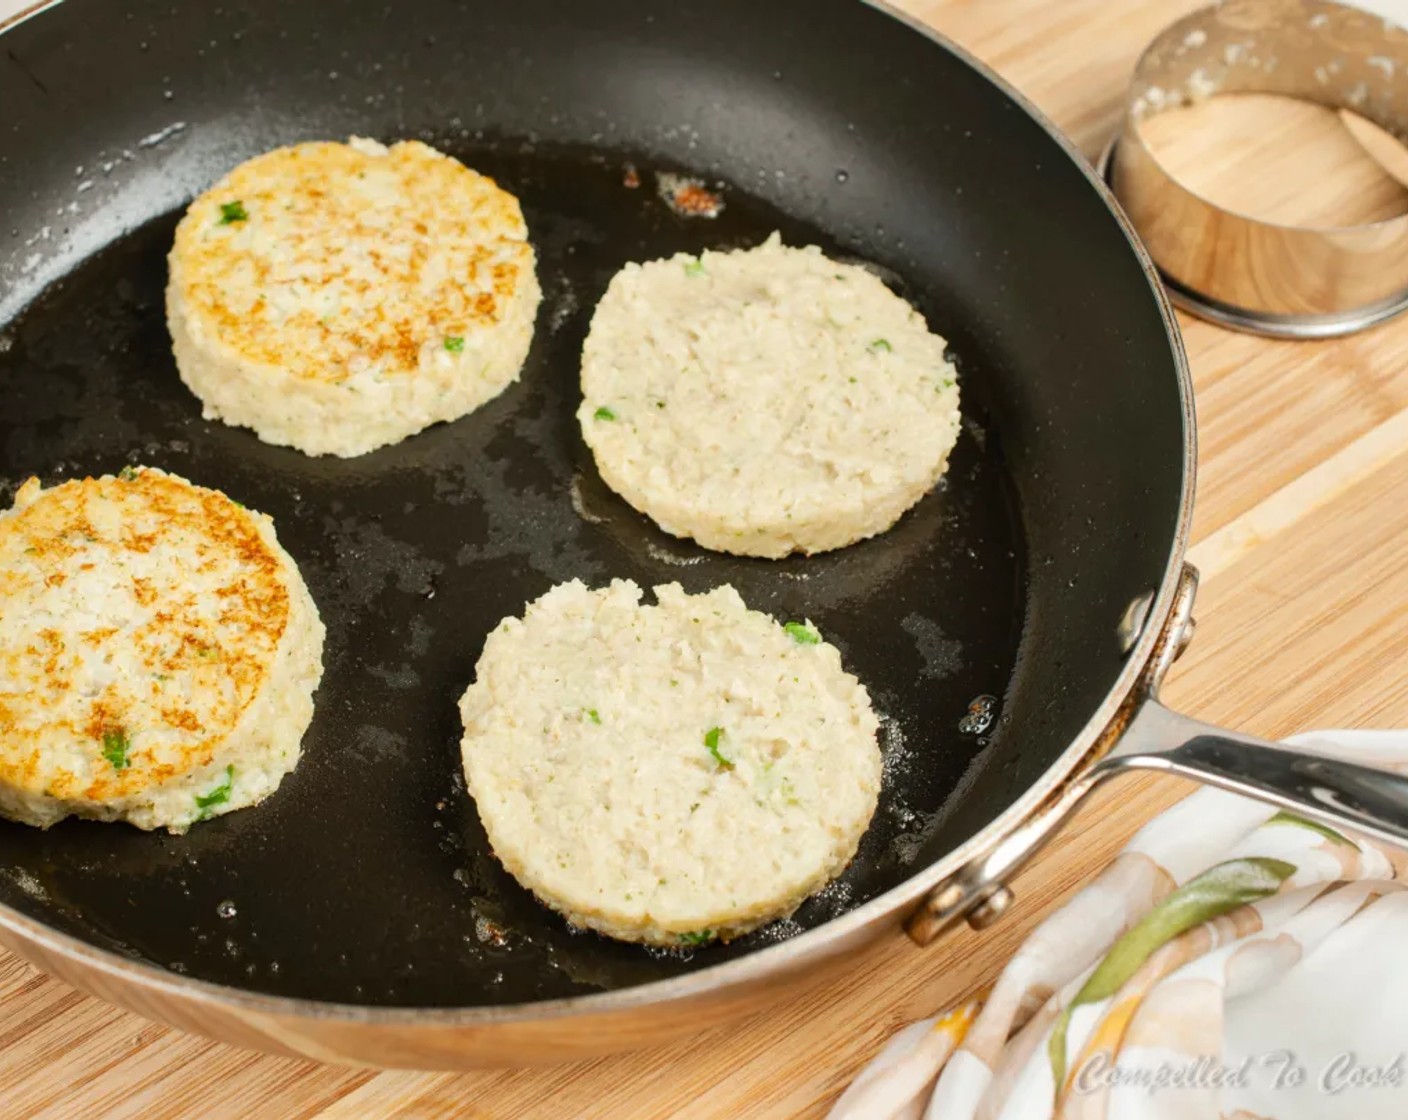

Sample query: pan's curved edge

[0,0,1195,1060]
[0,0,62,33]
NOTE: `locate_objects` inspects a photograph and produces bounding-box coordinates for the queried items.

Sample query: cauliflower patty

[458,579,881,946]
[167,137,541,457]
[0,467,324,831]
[579,233,961,557]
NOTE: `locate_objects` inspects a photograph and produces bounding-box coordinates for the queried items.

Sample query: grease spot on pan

[568,473,605,525]
[6,868,47,901]
[319,513,445,602]
[349,726,409,762]
[453,458,605,584]
[901,613,964,681]
[644,541,705,567]
[367,663,420,690]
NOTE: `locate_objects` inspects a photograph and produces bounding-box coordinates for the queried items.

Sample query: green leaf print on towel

[1047,855,1297,1092]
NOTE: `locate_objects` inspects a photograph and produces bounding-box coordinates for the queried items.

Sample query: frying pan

[4,0,1408,1070]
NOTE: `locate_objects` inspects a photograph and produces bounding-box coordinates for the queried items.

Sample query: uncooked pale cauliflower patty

[458,579,881,946]
[578,233,961,557]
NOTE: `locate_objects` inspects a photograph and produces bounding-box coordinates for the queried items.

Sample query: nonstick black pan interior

[0,0,1187,1007]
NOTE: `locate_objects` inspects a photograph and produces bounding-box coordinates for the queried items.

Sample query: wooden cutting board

[6,1,1408,1116]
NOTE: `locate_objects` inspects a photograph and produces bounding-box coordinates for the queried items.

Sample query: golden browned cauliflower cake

[0,467,324,831]
[167,137,541,457]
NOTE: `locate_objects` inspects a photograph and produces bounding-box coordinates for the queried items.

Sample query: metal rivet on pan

[904,879,969,944]
[925,881,968,922]
[966,885,1015,930]
[1117,590,1156,653]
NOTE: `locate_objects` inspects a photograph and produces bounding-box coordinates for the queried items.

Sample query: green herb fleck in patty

[783,621,821,645]
[102,729,131,770]
[195,765,236,818]
[218,200,248,225]
[704,726,732,769]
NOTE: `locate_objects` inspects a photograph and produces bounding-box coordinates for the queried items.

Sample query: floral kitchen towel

[830,731,1408,1120]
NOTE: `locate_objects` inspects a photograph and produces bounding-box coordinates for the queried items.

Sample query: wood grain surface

[5,1,1408,1116]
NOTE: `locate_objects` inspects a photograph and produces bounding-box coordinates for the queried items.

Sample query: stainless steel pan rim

[0,0,1195,1034]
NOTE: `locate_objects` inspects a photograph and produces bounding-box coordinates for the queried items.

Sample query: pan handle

[905,563,1408,944]
[1101,701,1408,849]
